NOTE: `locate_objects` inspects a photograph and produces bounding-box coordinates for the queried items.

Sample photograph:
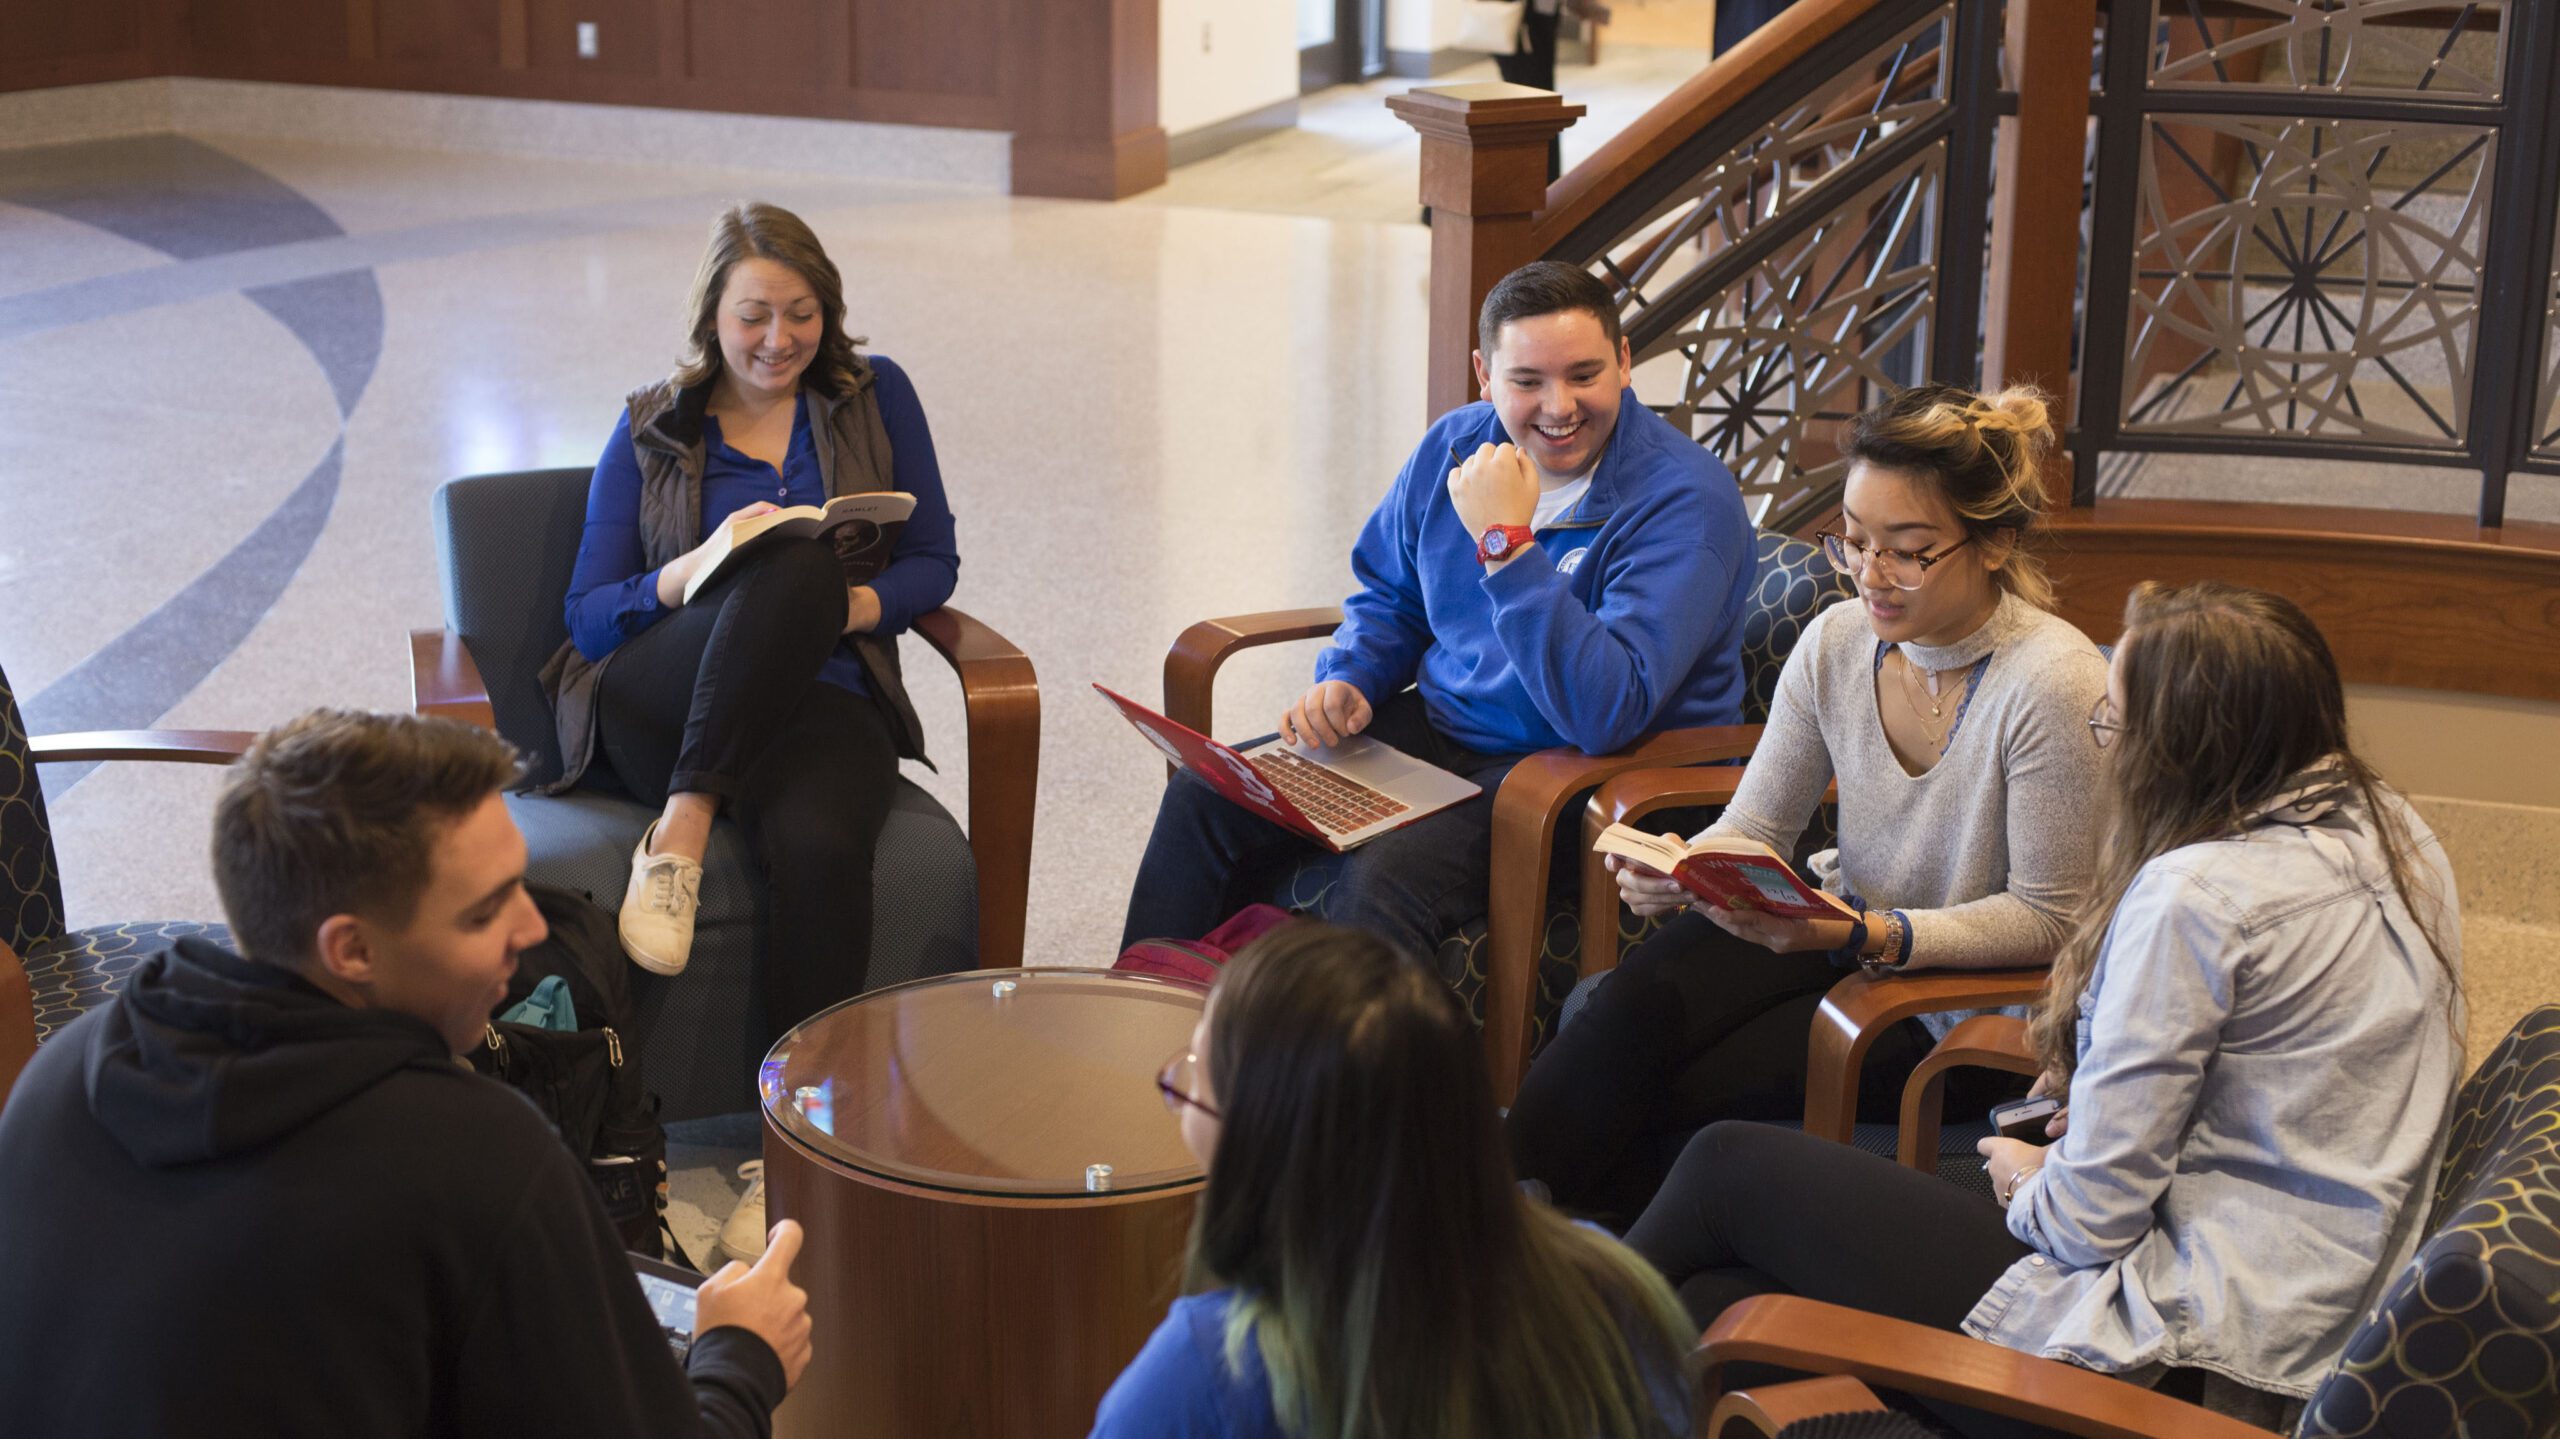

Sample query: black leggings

[590,539,900,1032]
[1507,910,1942,1223]
[1627,1121,2056,1439]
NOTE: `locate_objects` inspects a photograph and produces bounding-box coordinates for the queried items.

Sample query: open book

[1592,823,1855,921]
[681,491,917,603]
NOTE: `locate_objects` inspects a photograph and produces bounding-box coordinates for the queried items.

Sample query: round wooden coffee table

[759,967,1208,1439]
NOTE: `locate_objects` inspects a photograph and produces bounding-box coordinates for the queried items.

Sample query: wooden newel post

[1388,83,1585,422]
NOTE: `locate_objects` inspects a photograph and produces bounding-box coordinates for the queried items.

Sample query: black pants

[590,539,900,1032]
[1507,910,1948,1224]
[1495,6,1566,183]
[1625,1121,2058,1439]
[1119,690,1524,964]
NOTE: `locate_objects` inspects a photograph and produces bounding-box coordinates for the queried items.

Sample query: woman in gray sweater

[1508,383,2107,1221]
[1624,582,2462,1434]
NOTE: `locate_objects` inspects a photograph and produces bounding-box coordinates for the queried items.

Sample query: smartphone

[630,1252,703,1359]
[1987,1095,2062,1142]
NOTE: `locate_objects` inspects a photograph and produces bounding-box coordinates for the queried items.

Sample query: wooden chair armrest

[911,606,1041,970]
[1707,1375,1892,1437]
[1802,967,2046,1143]
[29,731,257,764]
[1701,1297,2271,1439]
[1478,724,1765,1105]
[409,628,497,731]
[1161,607,1342,740]
[1576,753,1759,987]
[1898,1014,2040,1171]
[0,937,32,1115]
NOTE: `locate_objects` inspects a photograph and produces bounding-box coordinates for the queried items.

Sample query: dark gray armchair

[414,468,1037,1120]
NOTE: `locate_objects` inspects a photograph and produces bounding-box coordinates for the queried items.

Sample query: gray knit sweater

[1701,592,2108,1005]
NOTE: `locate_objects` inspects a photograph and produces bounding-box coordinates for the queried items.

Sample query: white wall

[1299,0,1335,48]
[1160,0,1302,137]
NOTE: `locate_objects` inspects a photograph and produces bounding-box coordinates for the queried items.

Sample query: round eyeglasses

[1816,530,1974,591]
[1156,1050,1221,1121]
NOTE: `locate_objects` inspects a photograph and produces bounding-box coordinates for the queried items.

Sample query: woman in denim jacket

[1624,581,2463,1436]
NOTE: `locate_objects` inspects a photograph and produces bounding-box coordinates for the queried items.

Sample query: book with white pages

[680,491,916,603]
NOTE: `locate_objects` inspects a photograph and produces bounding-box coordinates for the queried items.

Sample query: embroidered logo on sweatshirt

[1556,547,1590,576]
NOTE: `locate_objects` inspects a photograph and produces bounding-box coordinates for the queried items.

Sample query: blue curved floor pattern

[2,136,382,787]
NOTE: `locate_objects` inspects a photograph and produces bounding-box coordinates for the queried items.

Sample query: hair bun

[1972,386,2052,445]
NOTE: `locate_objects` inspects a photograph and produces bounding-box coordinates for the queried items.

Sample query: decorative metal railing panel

[1638,145,1947,529]
[1548,1,1990,531]
[1592,8,1951,310]
[2147,0,2506,98]
[2076,0,2558,523]
[1524,0,2560,527]
[2120,115,2493,448]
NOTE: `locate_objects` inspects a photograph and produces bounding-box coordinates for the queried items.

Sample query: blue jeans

[1118,689,1525,964]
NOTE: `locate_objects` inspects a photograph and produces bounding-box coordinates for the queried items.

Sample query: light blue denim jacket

[1962,783,2462,1399]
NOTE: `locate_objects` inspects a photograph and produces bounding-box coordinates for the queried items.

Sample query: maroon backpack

[1112,904,1298,986]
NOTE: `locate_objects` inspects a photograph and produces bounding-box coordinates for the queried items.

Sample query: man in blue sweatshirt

[1121,262,1755,963]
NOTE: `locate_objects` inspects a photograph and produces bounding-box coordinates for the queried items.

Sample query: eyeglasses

[1156,1050,1221,1121]
[2086,693,2124,750]
[1816,530,1975,591]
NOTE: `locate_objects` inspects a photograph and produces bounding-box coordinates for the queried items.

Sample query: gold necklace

[1896,652,1962,750]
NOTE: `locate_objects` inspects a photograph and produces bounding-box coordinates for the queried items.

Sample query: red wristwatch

[1476,524,1536,565]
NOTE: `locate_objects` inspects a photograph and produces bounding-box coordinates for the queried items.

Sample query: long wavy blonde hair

[670,201,865,397]
[2027,581,2456,1077]
[1840,382,2059,609]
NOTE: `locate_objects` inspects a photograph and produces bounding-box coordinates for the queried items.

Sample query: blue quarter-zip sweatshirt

[1313,392,1755,756]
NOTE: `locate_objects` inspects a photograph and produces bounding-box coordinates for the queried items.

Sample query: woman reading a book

[1093,922,1696,1439]
[1507,384,2106,1223]
[539,201,959,1045]
[1620,583,2462,1434]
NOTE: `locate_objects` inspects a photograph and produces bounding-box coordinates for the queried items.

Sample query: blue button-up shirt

[560,354,961,696]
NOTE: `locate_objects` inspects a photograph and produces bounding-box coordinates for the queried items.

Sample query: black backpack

[469,883,667,1257]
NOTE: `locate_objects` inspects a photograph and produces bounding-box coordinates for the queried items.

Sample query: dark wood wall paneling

[0,0,1158,195]
[0,0,160,91]
[153,0,1008,126]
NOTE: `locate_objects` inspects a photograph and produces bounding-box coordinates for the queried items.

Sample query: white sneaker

[619,821,702,976]
[717,1161,767,1263]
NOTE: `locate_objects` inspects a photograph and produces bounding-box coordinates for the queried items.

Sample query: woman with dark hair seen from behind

[1508,383,2106,1224]
[1092,923,1696,1439]
[1624,582,2463,1436]
[540,201,959,1261]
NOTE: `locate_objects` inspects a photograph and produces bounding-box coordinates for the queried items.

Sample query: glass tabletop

[759,967,1209,1198]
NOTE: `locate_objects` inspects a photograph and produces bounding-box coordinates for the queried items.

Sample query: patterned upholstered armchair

[1694,1006,2560,1439]
[415,469,1039,1121]
[1163,529,1853,1104]
[0,658,253,1108]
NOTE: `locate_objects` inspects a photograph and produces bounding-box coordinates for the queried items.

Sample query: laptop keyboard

[1250,751,1410,833]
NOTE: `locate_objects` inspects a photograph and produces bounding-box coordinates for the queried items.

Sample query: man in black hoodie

[0,710,809,1438]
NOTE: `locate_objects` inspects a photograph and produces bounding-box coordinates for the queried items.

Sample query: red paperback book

[1591,823,1855,921]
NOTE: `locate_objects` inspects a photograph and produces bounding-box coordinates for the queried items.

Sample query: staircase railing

[1399,0,2560,706]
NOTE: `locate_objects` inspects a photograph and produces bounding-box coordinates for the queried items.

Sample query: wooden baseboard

[1166,96,1297,167]
[1010,125,1167,200]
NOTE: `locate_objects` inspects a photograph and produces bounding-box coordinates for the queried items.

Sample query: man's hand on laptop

[1447,441,1539,551]
[695,1218,815,1390]
[1282,681,1373,749]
